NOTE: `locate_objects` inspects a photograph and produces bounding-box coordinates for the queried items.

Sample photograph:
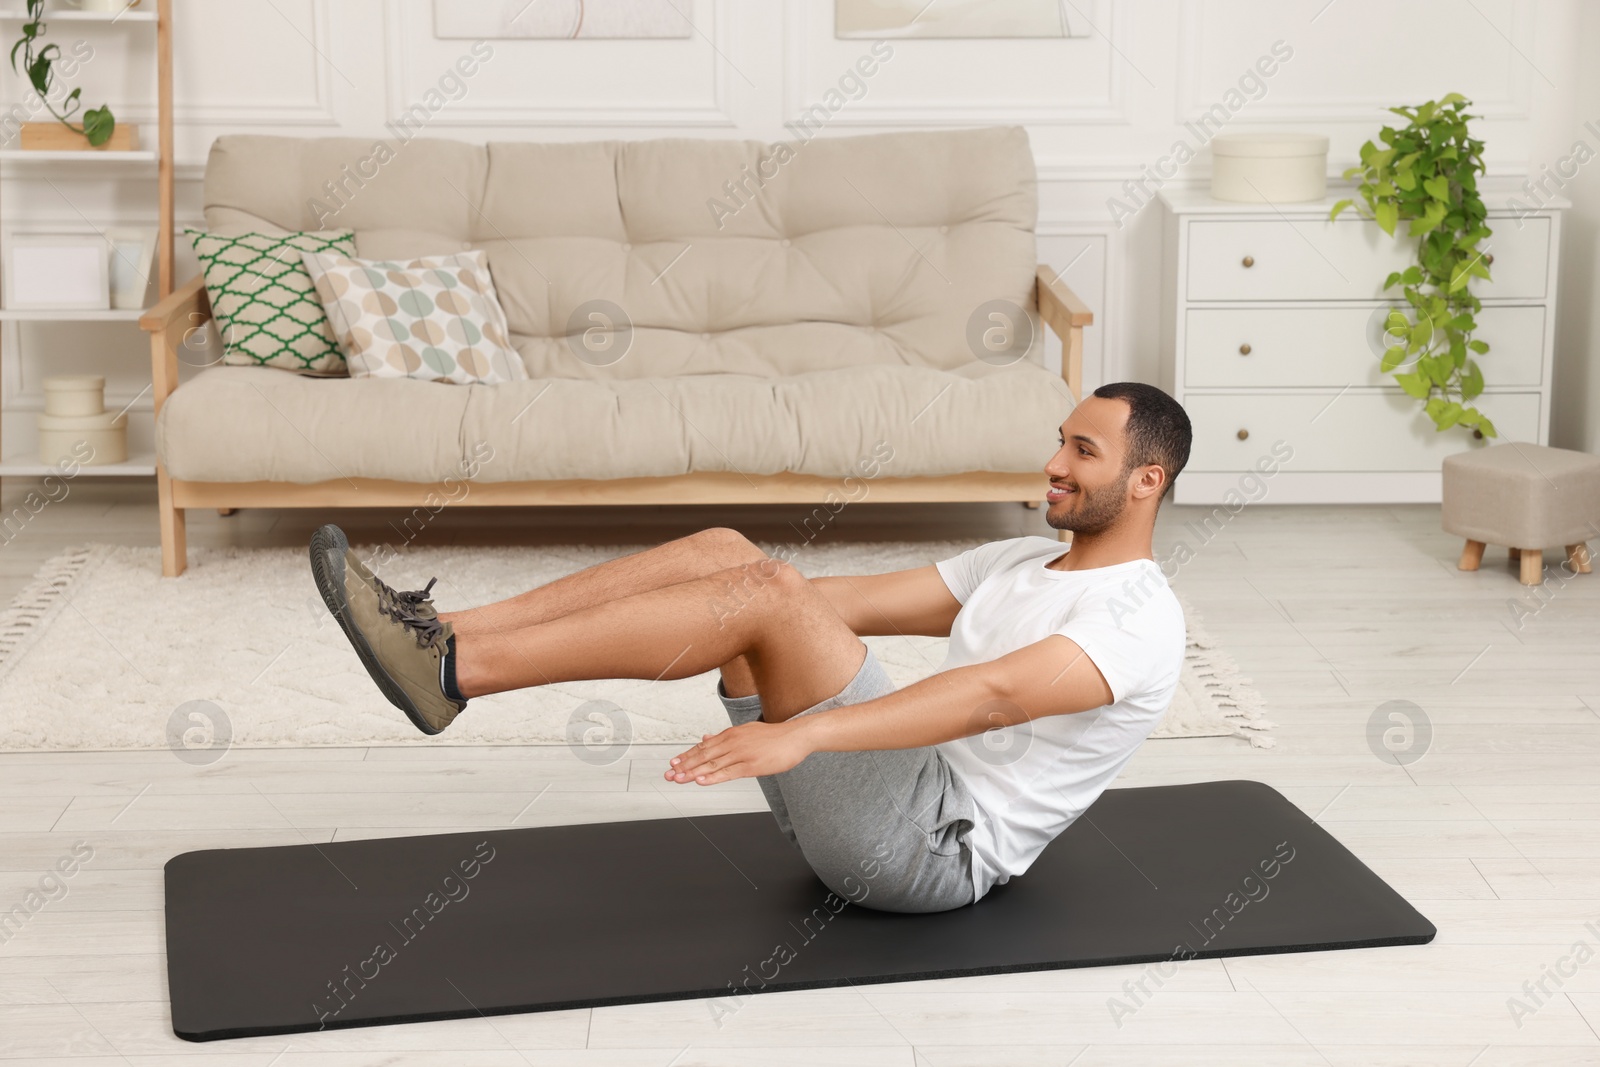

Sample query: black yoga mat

[164,779,1434,1041]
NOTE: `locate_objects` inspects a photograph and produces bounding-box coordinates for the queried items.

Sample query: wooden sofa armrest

[139,273,210,414]
[1036,264,1093,403]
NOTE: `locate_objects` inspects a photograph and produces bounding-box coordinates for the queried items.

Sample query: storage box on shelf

[1157,183,1563,505]
[38,373,127,464]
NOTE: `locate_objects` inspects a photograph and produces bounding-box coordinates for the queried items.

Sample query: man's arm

[800,635,1114,754]
[666,636,1116,785]
[809,567,963,638]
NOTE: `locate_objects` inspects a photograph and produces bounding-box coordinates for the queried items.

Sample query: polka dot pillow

[300,249,527,385]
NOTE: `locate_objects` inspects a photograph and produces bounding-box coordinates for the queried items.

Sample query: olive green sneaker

[308,524,465,735]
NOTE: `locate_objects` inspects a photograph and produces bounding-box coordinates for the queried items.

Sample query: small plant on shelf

[1332,93,1496,439]
[9,0,117,147]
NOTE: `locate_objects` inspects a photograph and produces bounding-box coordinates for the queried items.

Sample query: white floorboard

[0,484,1597,1062]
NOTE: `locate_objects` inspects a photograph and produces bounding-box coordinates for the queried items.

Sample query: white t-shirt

[931,535,1187,902]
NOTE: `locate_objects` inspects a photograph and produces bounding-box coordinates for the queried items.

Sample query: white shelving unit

[0,0,172,484]
[0,149,157,162]
[0,450,154,476]
[0,308,144,321]
[0,8,157,20]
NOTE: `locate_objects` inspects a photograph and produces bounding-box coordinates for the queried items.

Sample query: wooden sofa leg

[1569,543,1593,574]
[158,469,187,577]
[1519,547,1542,586]
[1458,539,1485,571]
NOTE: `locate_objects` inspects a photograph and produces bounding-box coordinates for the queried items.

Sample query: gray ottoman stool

[1442,441,1600,585]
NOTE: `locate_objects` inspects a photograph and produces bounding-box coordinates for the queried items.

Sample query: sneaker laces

[373,575,446,650]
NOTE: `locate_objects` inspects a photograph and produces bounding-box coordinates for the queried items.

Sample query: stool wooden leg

[1568,543,1593,574]
[1520,547,1543,585]
[1458,540,1486,571]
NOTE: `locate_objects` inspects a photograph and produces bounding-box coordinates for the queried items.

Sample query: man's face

[1043,397,1135,535]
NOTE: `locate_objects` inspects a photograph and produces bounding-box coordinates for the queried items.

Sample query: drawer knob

[1239,343,1252,355]
[1241,255,1255,268]
[1237,429,1250,441]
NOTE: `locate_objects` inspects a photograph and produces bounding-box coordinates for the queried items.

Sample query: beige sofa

[141,126,1090,576]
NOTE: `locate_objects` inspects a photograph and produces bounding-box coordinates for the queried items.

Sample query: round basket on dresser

[1210,132,1330,204]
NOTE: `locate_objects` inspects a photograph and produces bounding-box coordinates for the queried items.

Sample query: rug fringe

[1181,601,1277,750]
[0,544,101,680]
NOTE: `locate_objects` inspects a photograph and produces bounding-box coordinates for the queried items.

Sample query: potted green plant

[1332,93,1495,439]
[9,0,120,149]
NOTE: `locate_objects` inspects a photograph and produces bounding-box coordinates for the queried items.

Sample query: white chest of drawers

[1156,185,1564,505]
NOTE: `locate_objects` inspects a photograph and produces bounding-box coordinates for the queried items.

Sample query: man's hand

[664,718,813,786]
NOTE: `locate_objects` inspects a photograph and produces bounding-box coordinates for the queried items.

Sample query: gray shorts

[716,646,979,914]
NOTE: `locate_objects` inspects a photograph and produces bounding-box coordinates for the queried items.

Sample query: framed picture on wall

[433,0,693,39]
[2,234,111,311]
[835,0,1095,38]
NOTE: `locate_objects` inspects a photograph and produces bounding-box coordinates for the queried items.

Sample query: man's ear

[1132,464,1166,501]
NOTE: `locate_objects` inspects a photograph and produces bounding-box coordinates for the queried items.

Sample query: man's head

[1044,382,1192,536]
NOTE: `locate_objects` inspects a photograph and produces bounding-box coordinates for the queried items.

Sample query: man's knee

[708,558,799,630]
[730,556,803,596]
[697,527,769,569]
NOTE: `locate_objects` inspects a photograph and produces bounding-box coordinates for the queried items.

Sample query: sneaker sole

[308,524,444,736]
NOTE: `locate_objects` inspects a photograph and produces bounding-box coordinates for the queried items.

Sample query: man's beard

[1046,469,1129,535]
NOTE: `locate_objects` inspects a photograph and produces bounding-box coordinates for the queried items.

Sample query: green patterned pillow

[185,228,357,375]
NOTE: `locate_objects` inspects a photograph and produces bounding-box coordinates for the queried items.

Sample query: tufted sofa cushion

[158,360,1073,484]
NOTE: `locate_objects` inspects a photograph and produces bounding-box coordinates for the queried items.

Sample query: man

[308,381,1191,915]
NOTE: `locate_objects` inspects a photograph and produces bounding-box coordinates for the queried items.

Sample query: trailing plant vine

[1332,93,1495,438]
[9,0,116,147]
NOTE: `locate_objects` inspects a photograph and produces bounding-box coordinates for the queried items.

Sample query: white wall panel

[381,0,733,128]
[783,0,1125,126]
[1176,0,1534,123]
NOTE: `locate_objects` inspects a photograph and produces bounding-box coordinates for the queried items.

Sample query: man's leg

[451,558,866,724]
[439,526,768,704]
[440,527,764,634]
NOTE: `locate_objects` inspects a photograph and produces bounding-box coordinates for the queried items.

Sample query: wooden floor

[2,482,1599,1065]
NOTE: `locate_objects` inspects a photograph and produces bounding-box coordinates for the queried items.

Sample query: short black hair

[1091,382,1192,502]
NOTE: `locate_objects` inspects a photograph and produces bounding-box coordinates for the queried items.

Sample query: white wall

[1,0,1593,458]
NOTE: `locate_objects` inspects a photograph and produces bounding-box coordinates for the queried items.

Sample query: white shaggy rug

[0,541,1274,753]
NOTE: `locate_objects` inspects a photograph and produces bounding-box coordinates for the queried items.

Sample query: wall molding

[1173,0,1536,124]
[1035,158,1534,183]
[782,0,1128,127]
[110,0,340,128]
[381,0,736,128]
